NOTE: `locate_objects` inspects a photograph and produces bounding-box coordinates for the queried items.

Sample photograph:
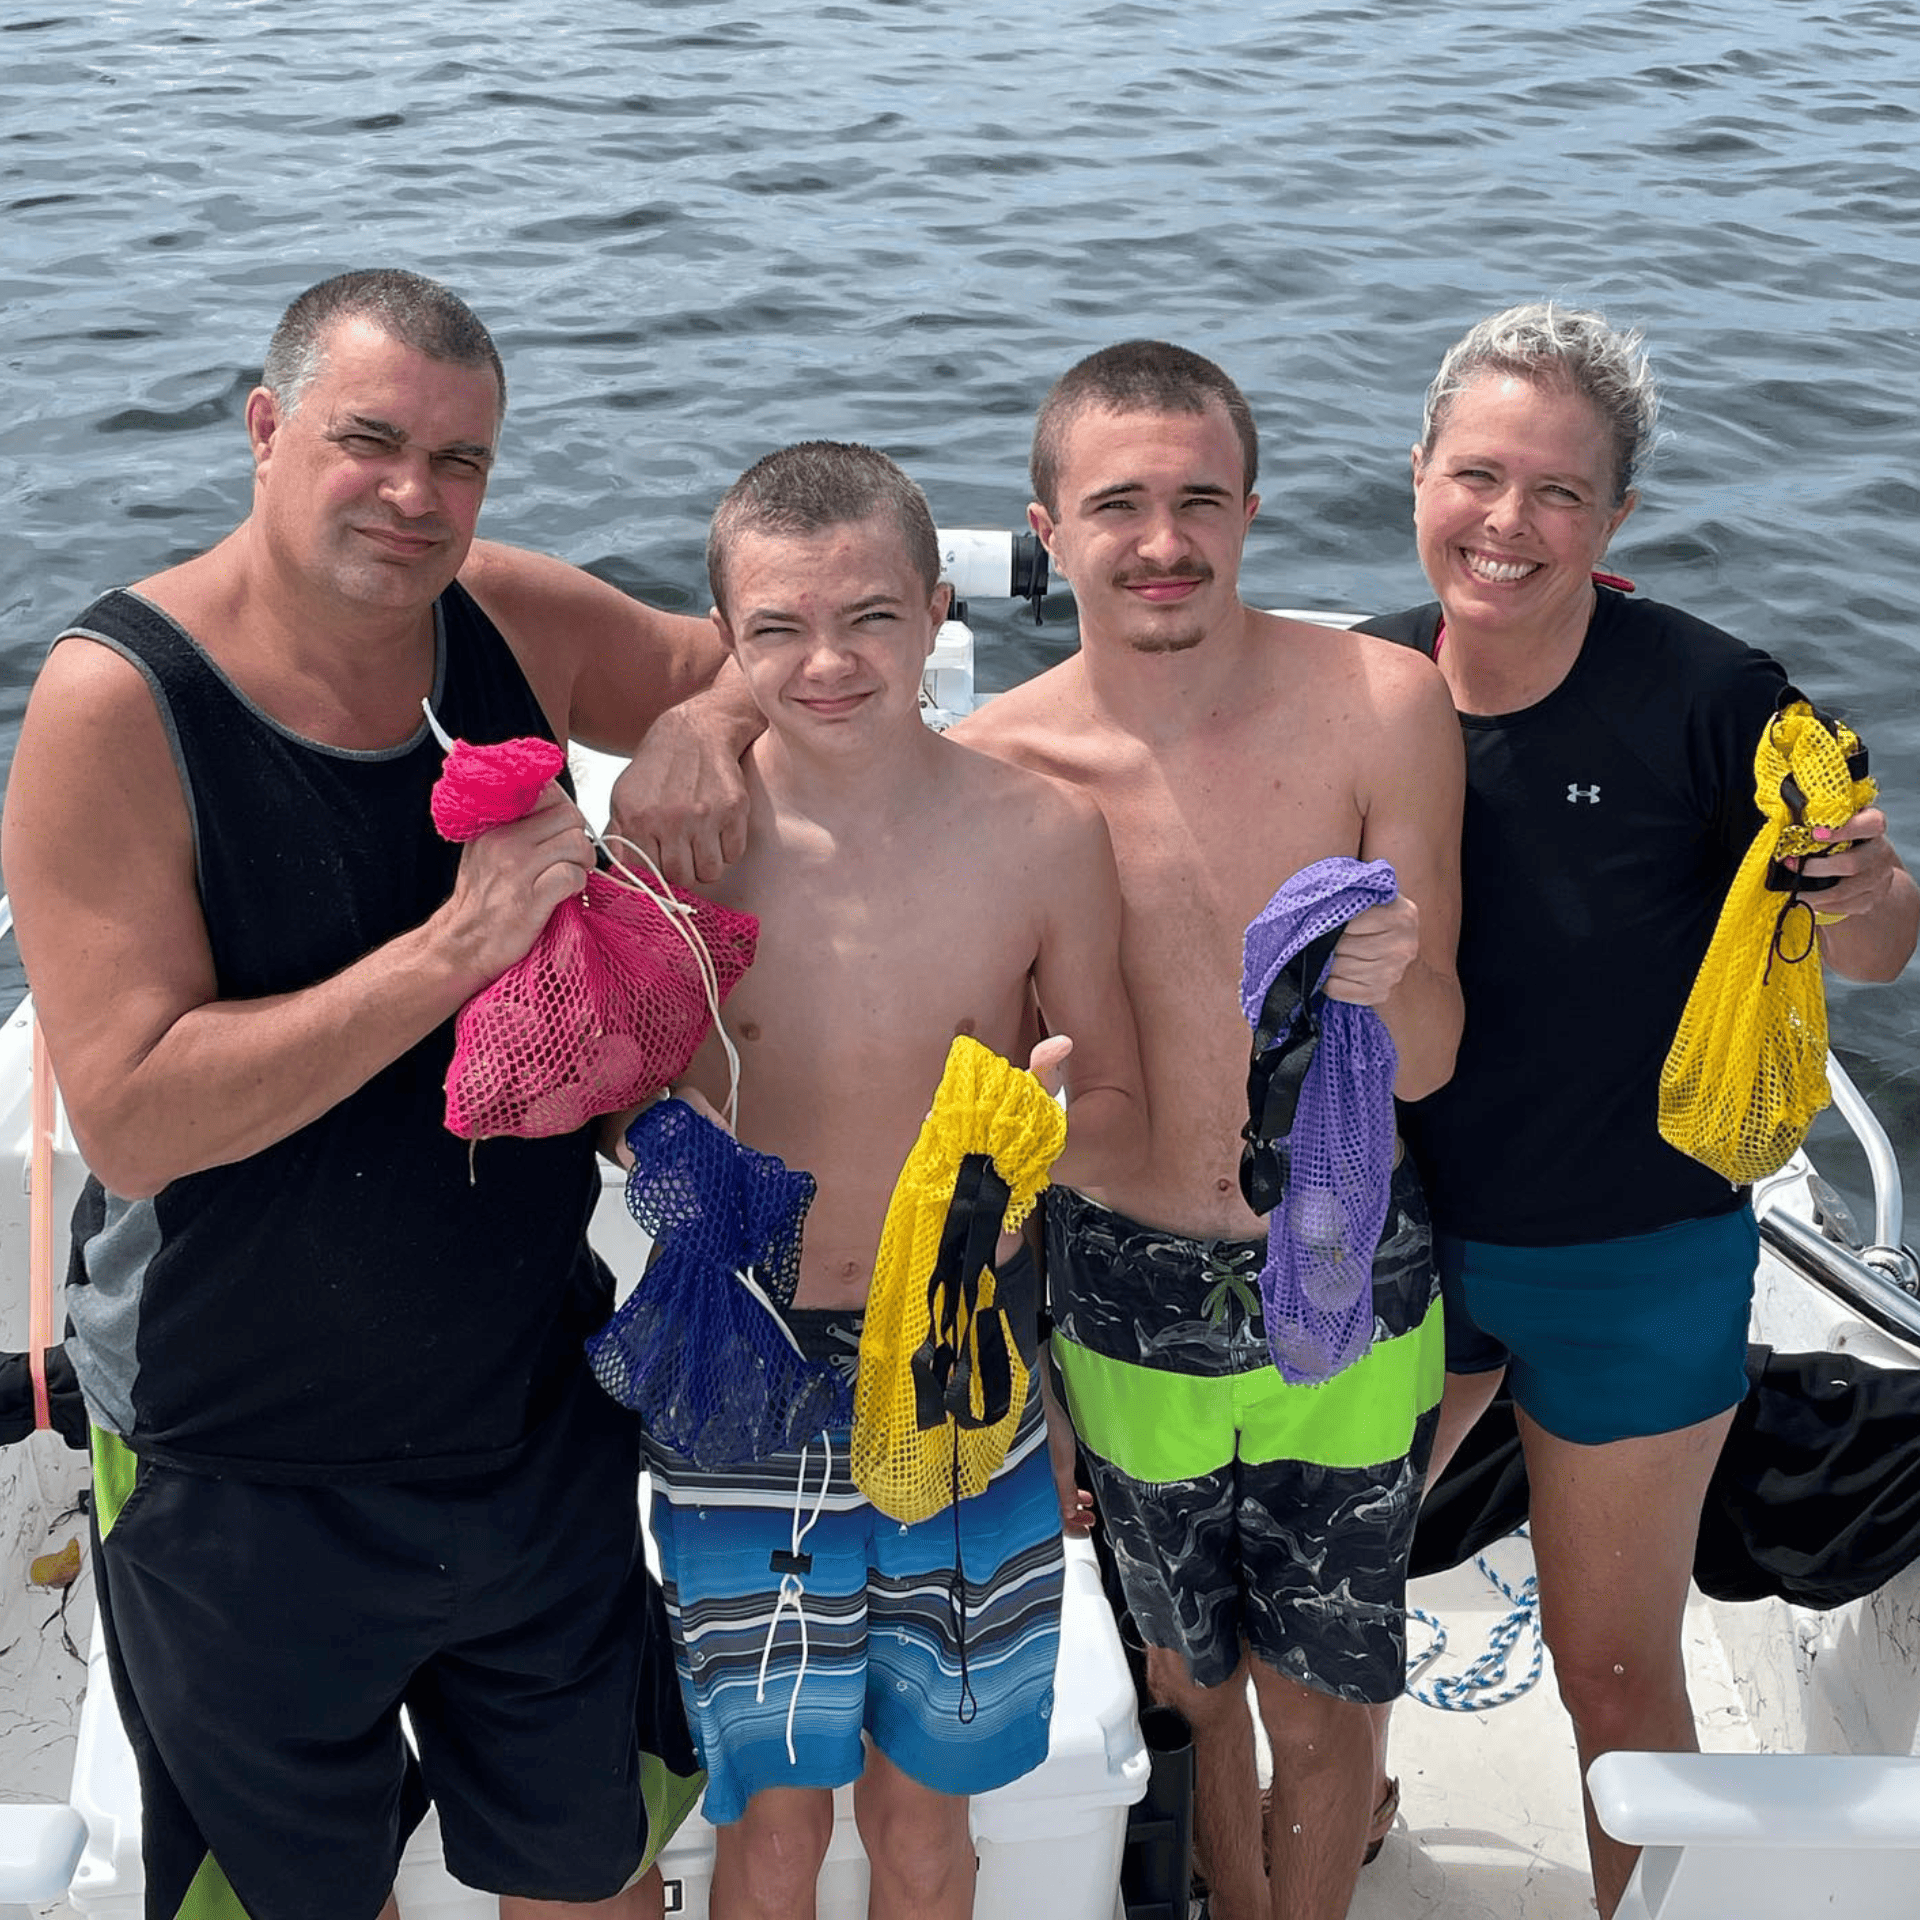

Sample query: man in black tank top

[3,271,761,1920]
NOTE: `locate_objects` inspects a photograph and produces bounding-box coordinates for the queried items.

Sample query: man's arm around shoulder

[460,540,766,885]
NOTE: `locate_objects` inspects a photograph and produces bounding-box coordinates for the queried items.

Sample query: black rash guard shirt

[1358,586,1790,1245]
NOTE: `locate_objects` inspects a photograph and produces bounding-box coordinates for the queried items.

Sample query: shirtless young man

[643,440,1146,1920]
[952,344,1465,1920]
[2,270,757,1920]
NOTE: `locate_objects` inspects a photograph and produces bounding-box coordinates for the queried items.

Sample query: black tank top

[62,584,612,1481]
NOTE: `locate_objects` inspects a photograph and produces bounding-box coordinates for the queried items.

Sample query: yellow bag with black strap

[850,1035,1066,1524]
[1658,697,1875,1184]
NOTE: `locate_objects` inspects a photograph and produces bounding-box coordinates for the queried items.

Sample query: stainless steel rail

[1760,1206,1920,1347]
[1756,1050,1920,1350]
[1826,1053,1905,1254]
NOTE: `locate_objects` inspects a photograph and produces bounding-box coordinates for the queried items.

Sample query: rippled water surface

[3,0,1917,1197]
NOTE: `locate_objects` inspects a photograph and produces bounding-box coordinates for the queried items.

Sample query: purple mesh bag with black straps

[1239,857,1400,1385]
[586,1098,850,1467]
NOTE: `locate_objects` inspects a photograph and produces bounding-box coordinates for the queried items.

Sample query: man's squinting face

[250,316,500,612]
[716,513,947,744]
[1031,403,1258,656]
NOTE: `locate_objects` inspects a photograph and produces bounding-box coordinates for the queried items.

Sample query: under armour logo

[1567,784,1601,804]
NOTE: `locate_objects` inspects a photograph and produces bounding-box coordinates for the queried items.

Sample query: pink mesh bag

[429,729,758,1141]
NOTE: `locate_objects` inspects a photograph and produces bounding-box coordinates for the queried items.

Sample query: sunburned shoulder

[37,624,165,724]
[9,631,189,848]
[457,538,574,620]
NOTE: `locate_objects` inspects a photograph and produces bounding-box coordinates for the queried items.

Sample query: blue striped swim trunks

[644,1258,1063,1827]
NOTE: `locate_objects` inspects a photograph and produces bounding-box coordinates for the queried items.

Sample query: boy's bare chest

[718,843,1040,1063]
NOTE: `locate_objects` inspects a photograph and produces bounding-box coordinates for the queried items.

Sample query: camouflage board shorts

[1045,1157,1442,1701]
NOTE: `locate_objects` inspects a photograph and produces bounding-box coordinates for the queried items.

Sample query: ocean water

[2,0,1916,1207]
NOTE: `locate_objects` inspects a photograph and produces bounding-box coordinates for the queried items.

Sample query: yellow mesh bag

[1658,698,1875,1183]
[850,1036,1067,1523]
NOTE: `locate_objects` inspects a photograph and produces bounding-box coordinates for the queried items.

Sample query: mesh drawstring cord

[599,831,744,1132]
[948,1433,978,1724]
[419,701,745,1131]
[757,1430,833,1765]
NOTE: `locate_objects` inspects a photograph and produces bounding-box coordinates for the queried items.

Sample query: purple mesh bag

[1239,857,1400,1385]
[586,1098,851,1467]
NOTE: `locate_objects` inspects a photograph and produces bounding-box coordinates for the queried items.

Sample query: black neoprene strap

[911,1154,1016,1434]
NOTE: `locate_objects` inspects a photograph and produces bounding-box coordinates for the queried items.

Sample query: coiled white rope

[1404,1527,1543,1712]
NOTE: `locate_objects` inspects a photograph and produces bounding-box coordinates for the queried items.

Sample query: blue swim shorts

[644,1250,1063,1827]
[1438,1205,1759,1446]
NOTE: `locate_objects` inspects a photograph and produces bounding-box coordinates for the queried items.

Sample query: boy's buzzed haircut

[1030,340,1259,513]
[708,440,942,614]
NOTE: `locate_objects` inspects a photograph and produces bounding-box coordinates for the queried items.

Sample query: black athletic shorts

[91,1368,702,1920]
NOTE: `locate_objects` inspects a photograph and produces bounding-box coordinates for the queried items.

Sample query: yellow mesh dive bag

[1658,698,1875,1184]
[850,1035,1067,1523]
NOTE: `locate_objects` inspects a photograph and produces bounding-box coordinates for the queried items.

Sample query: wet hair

[1419,302,1658,507]
[707,440,941,614]
[1030,340,1259,513]
[260,269,506,416]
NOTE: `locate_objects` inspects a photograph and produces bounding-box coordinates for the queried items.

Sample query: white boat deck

[1350,1544,1761,1920]
[0,1503,1778,1920]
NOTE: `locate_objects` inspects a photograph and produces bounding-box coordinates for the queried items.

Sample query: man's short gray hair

[1420,302,1658,507]
[260,269,506,417]
[707,441,941,616]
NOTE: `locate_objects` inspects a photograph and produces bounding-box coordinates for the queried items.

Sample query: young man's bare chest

[1059,718,1369,1235]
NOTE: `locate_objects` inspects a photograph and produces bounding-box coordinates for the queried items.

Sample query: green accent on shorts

[1056,1296,1444,1481]
[94,1429,251,1920]
[91,1426,139,1538]
[177,1851,249,1920]
[639,1748,706,1875]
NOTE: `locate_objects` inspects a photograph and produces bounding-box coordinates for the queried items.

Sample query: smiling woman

[1363,300,1920,1920]
[1407,307,1649,716]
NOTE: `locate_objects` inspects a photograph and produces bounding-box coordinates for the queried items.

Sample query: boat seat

[1589,1750,1920,1920]
[0,1803,88,1917]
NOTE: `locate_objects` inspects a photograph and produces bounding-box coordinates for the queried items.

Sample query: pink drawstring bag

[429,727,758,1141]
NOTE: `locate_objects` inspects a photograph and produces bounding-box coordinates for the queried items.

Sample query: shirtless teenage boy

[953,344,1465,1920]
[644,442,1146,1920]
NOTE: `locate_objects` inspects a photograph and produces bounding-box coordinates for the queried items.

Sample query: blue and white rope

[1405,1527,1543,1712]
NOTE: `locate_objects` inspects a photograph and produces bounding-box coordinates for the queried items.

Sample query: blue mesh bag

[1239,857,1401,1385]
[587,1098,849,1466]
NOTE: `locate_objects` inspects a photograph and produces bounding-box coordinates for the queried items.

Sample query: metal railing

[1757,1053,1920,1350]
